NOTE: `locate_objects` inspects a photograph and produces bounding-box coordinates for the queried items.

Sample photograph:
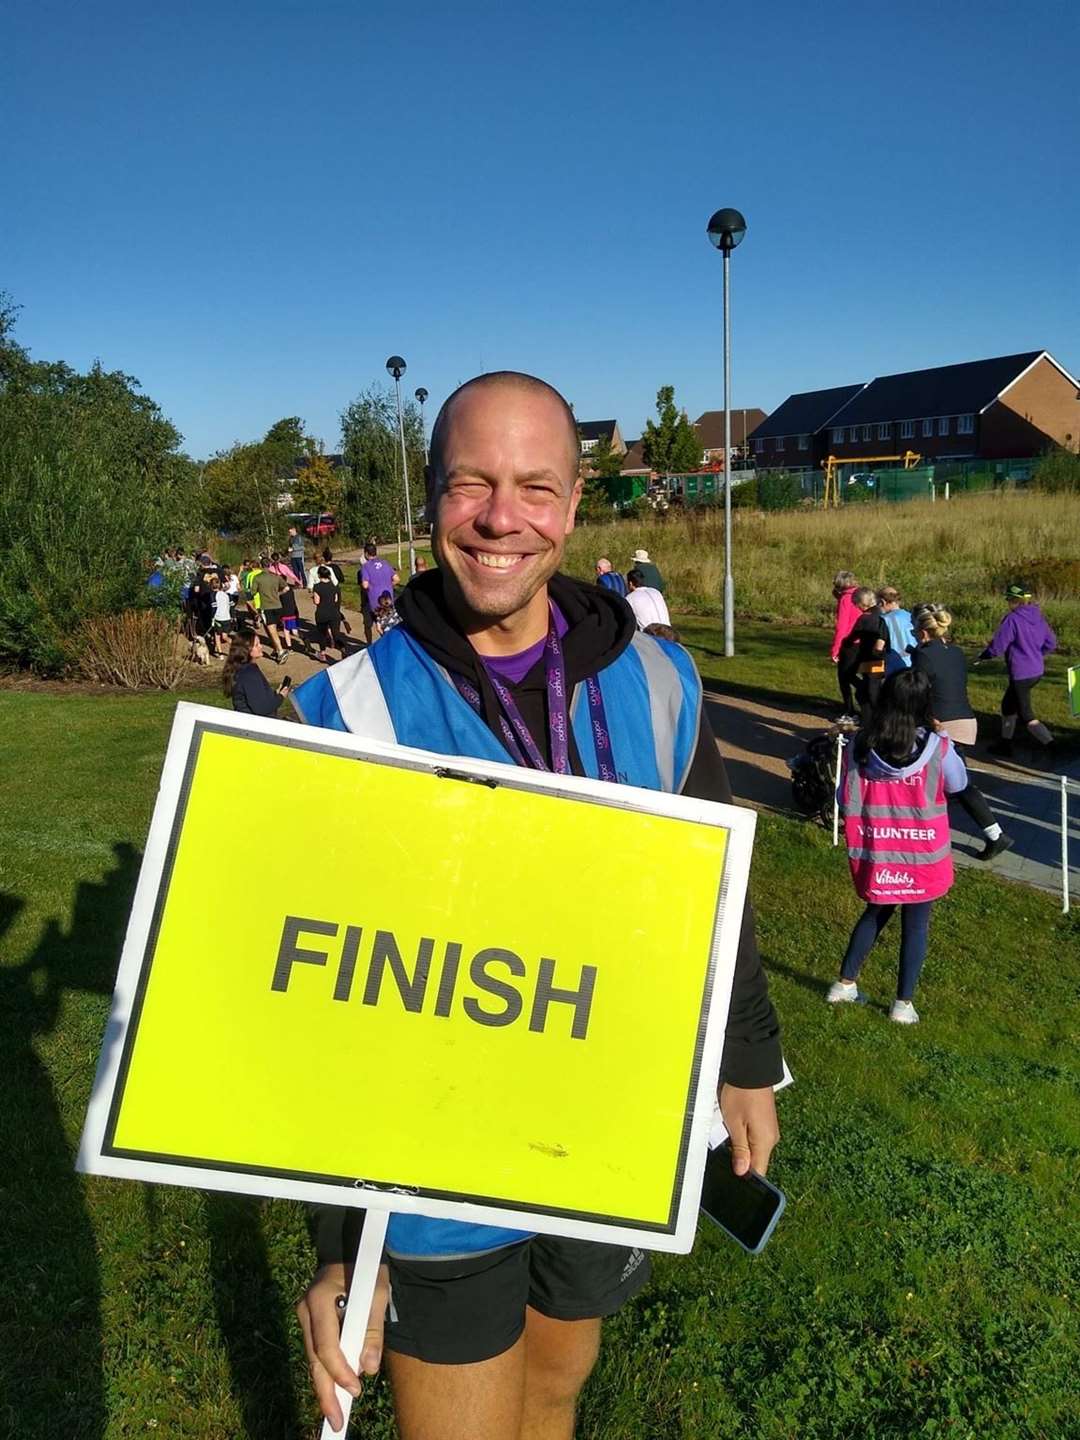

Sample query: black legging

[838,659,859,713]
[953,783,994,830]
[1002,677,1039,726]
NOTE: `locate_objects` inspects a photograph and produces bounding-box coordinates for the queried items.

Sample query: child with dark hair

[828,669,968,1024]
[374,591,402,638]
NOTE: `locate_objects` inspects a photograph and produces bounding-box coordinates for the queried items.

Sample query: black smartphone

[698,1140,786,1254]
[280,674,292,690]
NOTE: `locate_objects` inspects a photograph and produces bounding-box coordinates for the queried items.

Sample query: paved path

[705,687,1079,899]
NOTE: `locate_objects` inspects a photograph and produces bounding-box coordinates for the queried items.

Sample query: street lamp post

[415,387,429,465]
[386,355,416,576]
[706,207,747,659]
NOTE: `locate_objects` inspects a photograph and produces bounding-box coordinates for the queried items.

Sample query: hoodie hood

[395,569,636,690]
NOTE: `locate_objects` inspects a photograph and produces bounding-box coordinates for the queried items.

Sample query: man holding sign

[292,372,782,1438]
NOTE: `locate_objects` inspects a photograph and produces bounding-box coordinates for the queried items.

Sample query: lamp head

[386,355,407,380]
[707,208,747,253]
[415,387,428,405]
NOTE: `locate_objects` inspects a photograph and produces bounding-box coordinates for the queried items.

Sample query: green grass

[2,656,1078,1439]
[563,489,1080,653]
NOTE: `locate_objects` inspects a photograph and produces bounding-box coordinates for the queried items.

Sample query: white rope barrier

[1062,775,1071,916]
[832,732,844,848]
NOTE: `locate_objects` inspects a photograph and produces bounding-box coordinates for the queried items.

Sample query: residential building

[577,419,626,459]
[693,408,767,468]
[820,352,1079,463]
[747,384,866,472]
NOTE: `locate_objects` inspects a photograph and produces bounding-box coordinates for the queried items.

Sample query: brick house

[820,351,1080,464]
[693,408,768,468]
[577,419,626,461]
[747,384,866,472]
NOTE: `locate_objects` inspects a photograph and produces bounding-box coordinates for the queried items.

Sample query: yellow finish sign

[82,705,753,1250]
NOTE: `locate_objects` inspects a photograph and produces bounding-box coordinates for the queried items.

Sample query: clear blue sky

[3,0,1077,458]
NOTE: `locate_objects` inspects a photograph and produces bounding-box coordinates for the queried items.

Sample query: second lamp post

[386,355,416,576]
[706,207,746,659]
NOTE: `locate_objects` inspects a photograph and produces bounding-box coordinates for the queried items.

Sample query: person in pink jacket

[830,570,861,717]
[827,668,968,1024]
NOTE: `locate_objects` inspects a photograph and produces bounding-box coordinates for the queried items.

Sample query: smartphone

[280,674,292,690]
[698,1141,786,1254]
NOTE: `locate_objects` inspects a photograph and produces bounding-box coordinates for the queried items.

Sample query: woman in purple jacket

[979,582,1057,756]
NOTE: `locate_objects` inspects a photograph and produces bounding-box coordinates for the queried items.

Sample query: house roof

[749,385,865,440]
[694,408,767,448]
[833,352,1045,426]
[577,419,618,443]
[620,438,650,472]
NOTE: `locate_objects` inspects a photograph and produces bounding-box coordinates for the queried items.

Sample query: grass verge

[1,674,1077,1439]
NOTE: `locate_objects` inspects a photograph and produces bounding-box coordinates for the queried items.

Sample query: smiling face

[428,381,582,641]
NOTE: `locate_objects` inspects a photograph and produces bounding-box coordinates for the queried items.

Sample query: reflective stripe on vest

[842,732,954,904]
[292,626,701,793]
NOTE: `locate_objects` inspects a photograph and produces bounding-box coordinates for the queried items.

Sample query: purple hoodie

[982,603,1057,681]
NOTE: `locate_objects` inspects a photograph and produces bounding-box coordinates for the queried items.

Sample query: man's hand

[296,1261,391,1429]
[831,655,839,664]
[719,1083,779,1178]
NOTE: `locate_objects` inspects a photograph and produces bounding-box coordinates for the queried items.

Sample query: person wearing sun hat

[629,547,665,594]
[977,581,1057,756]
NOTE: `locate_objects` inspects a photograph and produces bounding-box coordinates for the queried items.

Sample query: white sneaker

[826,980,865,1004]
[889,999,919,1024]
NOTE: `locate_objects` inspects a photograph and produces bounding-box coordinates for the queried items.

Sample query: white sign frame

[78,701,756,1256]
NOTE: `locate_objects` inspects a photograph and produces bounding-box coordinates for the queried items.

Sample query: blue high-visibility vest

[292,622,702,1259]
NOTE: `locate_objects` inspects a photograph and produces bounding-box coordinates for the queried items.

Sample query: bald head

[428,372,580,485]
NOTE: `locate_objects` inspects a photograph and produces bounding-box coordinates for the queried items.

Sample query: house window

[877,422,889,441]
[861,425,872,442]
[900,420,914,439]
[754,439,764,454]
[831,428,844,445]
[849,427,859,443]
[580,438,597,453]
[938,416,950,436]
[798,434,809,450]
[775,435,786,449]
[922,418,934,437]
[958,414,974,434]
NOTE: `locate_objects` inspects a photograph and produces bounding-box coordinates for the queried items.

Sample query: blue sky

[3,0,1077,458]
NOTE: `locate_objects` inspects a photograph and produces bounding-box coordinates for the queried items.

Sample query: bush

[75,609,187,689]
[0,448,191,674]
[1034,447,1080,494]
[757,470,802,511]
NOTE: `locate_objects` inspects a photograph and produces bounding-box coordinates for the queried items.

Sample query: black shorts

[384,1237,650,1365]
[262,608,283,627]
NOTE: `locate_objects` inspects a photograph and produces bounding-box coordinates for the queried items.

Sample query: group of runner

[826,570,1057,1026]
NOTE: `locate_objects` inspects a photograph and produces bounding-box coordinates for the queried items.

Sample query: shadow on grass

[1,845,302,1440]
[0,846,140,1439]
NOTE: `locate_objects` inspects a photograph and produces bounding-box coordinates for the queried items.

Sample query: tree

[0,296,200,672]
[641,386,704,476]
[292,441,343,516]
[340,384,425,543]
[582,433,624,480]
[202,442,277,547]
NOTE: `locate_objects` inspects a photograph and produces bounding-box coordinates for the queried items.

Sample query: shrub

[757,470,802,511]
[1034,447,1080,494]
[75,609,187,689]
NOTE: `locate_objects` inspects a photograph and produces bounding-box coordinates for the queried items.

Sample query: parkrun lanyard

[451,608,617,782]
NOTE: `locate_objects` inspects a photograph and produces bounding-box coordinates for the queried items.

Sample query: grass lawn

[2,643,1078,1439]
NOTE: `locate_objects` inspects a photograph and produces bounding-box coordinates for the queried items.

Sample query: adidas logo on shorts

[619,1248,645,1284]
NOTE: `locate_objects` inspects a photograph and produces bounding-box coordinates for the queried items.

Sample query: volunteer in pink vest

[827,669,968,1024]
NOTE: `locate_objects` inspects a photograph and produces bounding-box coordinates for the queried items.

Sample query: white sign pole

[320,1209,390,1440]
[1062,776,1071,916]
[832,733,844,847]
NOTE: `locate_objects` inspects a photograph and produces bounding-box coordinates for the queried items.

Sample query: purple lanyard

[452,608,617,781]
